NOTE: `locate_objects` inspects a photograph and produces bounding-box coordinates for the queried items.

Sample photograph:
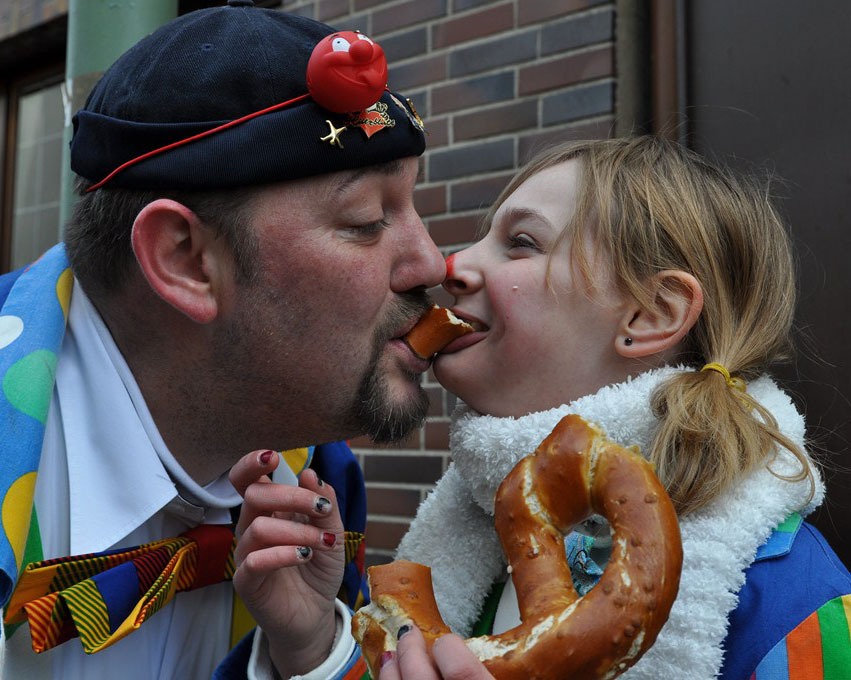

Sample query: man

[0,2,443,678]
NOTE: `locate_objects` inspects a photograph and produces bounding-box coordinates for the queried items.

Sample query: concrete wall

[0,0,68,41]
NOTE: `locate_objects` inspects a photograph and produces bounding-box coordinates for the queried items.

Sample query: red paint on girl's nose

[445,253,456,279]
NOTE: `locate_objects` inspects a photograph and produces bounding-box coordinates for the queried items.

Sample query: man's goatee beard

[350,292,432,444]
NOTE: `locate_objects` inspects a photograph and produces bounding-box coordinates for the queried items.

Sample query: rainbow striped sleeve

[333,626,370,680]
[751,594,851,679]
[339,653,369,680]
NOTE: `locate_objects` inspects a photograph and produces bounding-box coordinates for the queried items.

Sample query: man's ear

[615,270,704,359]
[131,199,233,324]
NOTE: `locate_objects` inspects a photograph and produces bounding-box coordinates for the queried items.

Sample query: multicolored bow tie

[3,524,236,654]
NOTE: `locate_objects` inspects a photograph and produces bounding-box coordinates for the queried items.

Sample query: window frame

[1,67,66,273]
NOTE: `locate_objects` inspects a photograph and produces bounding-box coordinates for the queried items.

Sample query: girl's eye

[507,234,539,251]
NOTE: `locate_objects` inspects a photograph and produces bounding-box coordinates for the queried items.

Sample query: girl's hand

[379,627,495,680]
[229,450,345,677]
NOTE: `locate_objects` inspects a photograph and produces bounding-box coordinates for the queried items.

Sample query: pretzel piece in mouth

[404,304,474,359]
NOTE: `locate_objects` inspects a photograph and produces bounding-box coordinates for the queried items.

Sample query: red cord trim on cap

[85,93,311,192]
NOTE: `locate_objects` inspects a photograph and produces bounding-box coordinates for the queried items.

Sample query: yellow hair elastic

[701,362,747,392]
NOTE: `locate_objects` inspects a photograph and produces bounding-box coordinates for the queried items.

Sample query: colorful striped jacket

[720,515,851,679]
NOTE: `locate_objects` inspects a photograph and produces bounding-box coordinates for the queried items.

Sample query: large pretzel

[353,415,683,679]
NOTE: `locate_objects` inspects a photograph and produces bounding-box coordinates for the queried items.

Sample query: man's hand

[230,450,345,677]
[378,627,496,680]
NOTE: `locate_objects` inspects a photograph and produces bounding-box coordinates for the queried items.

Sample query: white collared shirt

[2,282,348,680]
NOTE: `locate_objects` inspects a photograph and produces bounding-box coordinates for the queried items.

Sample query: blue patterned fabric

[312,441,368,609]
[0,244,72,608]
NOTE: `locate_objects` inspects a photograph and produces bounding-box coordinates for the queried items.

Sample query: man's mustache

[378,290,434,339]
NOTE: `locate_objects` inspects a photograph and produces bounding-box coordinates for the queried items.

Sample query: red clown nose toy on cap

[307,31,388,113]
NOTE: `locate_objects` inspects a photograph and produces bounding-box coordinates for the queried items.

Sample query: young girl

[232,137,851,680]
[379,136,851,679]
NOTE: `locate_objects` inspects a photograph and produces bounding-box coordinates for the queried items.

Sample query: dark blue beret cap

[70,3,425,190]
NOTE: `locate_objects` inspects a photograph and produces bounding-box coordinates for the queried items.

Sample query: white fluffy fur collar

[396,367,823,678]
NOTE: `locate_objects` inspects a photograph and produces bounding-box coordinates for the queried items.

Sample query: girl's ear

[615,270,704,359]
[131,199,234,324]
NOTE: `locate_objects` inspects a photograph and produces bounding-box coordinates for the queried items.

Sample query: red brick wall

[281,0,617,567]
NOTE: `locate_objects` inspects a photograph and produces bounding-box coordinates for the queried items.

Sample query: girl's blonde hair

[486,136,813,515]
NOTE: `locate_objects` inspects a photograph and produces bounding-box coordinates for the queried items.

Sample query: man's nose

[392,215,446,293]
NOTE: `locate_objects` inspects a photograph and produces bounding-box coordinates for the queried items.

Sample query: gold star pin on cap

[320,119,346,148]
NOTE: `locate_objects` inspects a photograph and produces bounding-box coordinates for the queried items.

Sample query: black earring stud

[624,337,633,346]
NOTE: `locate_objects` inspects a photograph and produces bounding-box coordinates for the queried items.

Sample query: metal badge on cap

[348,102,396,139]
[390,93,425,133]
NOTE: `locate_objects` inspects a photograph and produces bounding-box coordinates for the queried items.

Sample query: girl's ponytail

[649,367,811,515]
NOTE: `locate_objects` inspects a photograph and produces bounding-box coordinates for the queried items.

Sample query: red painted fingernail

[258,450,274,465]
[322,532,336,547]
[379,651,394,668]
